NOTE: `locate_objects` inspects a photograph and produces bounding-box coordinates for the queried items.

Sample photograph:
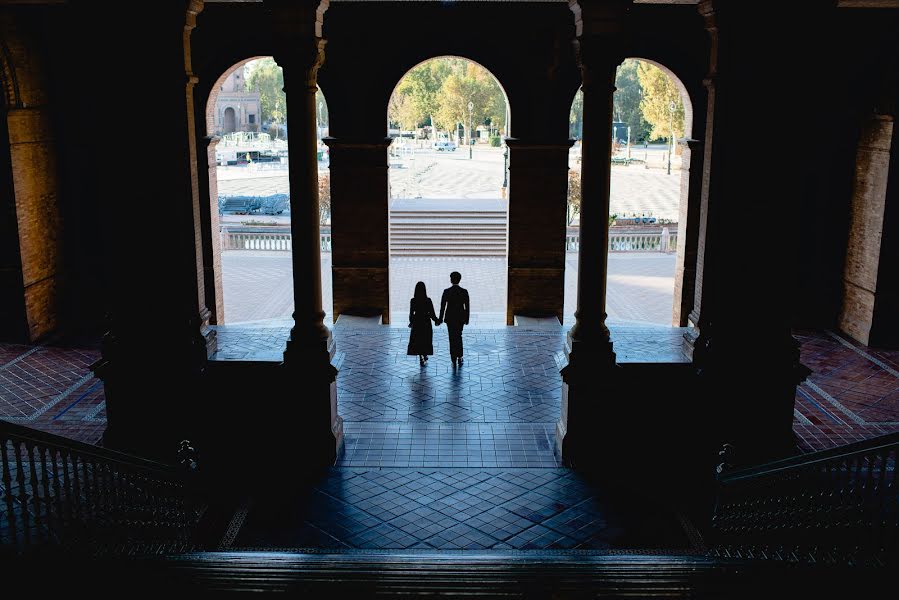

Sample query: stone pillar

[683,0,812,463]
[673,138,703,328]
[199,135,225,325]
[88,1,214,458]
[270,0,343,467]
[506,139,572,325]
[839,112,896,347]
[326,136,391,323]
[556,1,626,467]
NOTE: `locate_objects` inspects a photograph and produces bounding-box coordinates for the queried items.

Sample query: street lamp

[467,100,474,159]
[667,100,675,175]
[502,144,509,199]
[317,100,323,140]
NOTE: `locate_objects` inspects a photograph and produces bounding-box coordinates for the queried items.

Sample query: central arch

[385,55,511,326]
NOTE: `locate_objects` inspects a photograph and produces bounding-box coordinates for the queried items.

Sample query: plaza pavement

[217,145,682,221]
[220,252,678,327]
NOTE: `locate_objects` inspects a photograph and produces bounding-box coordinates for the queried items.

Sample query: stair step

[48,551,835,595]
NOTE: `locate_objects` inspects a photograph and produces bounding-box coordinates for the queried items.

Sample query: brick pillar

[2,107,60,342]
[506,139,572,325]
[325,137,391,323]
[556,1,625,468]
[0,106,27,342]
[839,113,896,347]
[271,0,343,467]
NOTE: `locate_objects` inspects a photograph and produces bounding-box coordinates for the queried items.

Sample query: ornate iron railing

[0,421,206,556]
[710,433,898,567]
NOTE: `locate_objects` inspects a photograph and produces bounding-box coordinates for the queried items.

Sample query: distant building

[213,67,261,136]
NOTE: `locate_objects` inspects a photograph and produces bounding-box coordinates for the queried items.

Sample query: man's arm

[439,289,448,322]
[463,289,470,325]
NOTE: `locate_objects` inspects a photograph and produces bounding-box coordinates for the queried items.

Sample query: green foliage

[569,89,583,140]
[319,170,331,225]
[245,58,286,130]
[637,61,685,143]
[489,135,502,147]
[567,169,581,224]
[614,59,651,142]
[389,57,507,141]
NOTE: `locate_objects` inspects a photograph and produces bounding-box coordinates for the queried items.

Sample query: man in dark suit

[439,271,469,367]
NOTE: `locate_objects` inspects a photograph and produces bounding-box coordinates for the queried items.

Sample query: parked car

[432,140,457,152]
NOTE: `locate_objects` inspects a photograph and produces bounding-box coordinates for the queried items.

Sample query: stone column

[556,0,626,467]
[270,0,343,467]
[88,0,214,458]
[506,139,572,325]
[199,135,225,325]
[673,138,703,328]
[683,0,811,463]
[325,136,391,323]
[839,112,896,347]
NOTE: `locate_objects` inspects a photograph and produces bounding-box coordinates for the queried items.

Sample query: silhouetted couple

[407,271,470,367]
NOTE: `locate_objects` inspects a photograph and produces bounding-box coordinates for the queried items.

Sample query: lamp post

[468,100,473,159]
[317,100,323,141]
[667,100,675,175]
[502,143,509,199]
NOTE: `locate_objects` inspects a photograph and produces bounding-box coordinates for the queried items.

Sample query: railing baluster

[13,441,31,546]
[1,438,19,546]
[26,443,43,542]
[50,448,61,541]
[39,446,52,540]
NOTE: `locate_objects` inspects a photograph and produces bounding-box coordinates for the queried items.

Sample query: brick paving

[0,341,105,444]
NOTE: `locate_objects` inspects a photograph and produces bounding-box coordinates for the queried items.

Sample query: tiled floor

[0,340,105,444]
[225,468,693,552]
[2,327,898,456]
[792,329,899,452]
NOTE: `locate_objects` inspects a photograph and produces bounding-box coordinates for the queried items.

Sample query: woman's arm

[409,299,415,327]
[429,299,438,324]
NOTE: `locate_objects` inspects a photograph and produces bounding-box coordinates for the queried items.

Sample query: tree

[613,59,651,142]
[388,92,419,131]
[435,62,502,146]
[636,61,685,143]
[569,89,583,140]
[389,58,506,141]
[567,169,581,225]
[319,171,331,225]
[245,58,286,132]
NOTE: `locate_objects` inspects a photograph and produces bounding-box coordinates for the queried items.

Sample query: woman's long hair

[414,281,427,302]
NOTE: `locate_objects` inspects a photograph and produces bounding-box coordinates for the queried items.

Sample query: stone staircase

[389,208,507,257]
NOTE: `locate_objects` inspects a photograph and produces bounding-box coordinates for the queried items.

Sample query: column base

[556,336,618,469]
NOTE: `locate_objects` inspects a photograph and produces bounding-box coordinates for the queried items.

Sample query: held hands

[435,319,442,326]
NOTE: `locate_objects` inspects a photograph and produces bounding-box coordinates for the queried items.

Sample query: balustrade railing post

[1,440,18,545]
[13,442,30,546]
[26,443,43,541]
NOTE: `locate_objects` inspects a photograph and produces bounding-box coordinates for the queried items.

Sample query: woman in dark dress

[407,281,440,366]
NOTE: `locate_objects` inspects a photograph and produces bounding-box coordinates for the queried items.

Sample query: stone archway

[564,57,698,330]
[223,107,236,134]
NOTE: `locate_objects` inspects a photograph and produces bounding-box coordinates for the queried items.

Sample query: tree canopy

[244,58,285,129]
[569,59,683,143]
[243,57,329,139]
[388,57,507,141]
[637,61,685,142]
